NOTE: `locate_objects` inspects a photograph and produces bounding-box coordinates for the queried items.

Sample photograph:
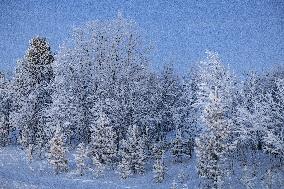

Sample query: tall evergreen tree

[194,51,235,189]
[0,72,12,147]
[157,64,181,141]
[237,72,265,150]
[12,37,54,158]
[262,78,284,157]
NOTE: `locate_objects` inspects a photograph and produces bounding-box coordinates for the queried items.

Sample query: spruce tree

[194,51,235,189]
[128,125,146,174]
[0,72,12,147]
[153,150,166,183]
[90,110,117,166]
[48,127,68,174]
[75,143,87,176]
[262,79,284,157]
[196,92,233,189]
[238,72,265,150]
[91,152,106,178]
[172,129,184,163]
[12,37,54,157]
[117,142,132,179]
[118,125,146,178]
[158,64,181,140]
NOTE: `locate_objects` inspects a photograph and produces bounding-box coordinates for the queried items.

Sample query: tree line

[0,15,283,188]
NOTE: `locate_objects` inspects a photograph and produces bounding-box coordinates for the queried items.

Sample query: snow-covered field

[0,147,199,189]
[1,147,283,189]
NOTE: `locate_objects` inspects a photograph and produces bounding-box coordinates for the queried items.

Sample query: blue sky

[0,0,283,75]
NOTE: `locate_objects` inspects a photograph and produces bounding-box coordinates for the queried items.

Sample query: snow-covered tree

[0,72,12,147]
[50,13,152,148]
[235,67,284,159]
[49,44,92,145]
[152,142,164,160]
[90,109,117,166]
[12,37,54,157]
[178,75,199,158]
[197,91,235,188]
[196,133,223,189]
[48,127,68,174]
[171,128,184,163]
[262,79,284,157]
[92,153,106,178]
[153,150,166,183]
[117,145,132,179]
[118,125,146,178]
[157,64,182,140]
[75,143,87,176]
[194,51,235,189]
[129,125,146,174]
[236,72,266,151]
[194,50,236,121]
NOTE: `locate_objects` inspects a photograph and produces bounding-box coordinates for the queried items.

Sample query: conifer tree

[128,125,146,174]
[118,125,146,178]
[75,143,87,176]
[237,72,265,150]
[262,79,284,157]
[153,150,166,183]
[117,143,132,179]
[152,143,164,160]
[12,37,54,157]
[90,109,117,166]
[178,76,199,158]
[48,127,68,174]
[196,92,233,189]
[92,152,106,178]
[194,51,235,189]
[172,129,184,163]
[158,64,181,140]
[0,72,12,147]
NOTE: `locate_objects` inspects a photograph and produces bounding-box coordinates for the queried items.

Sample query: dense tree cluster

[0,15,283,188]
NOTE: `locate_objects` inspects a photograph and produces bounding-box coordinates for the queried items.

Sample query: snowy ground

[0,146,199,189]
[1,147,283,189]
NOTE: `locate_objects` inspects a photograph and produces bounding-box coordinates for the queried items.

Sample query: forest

[0,15,283,189]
